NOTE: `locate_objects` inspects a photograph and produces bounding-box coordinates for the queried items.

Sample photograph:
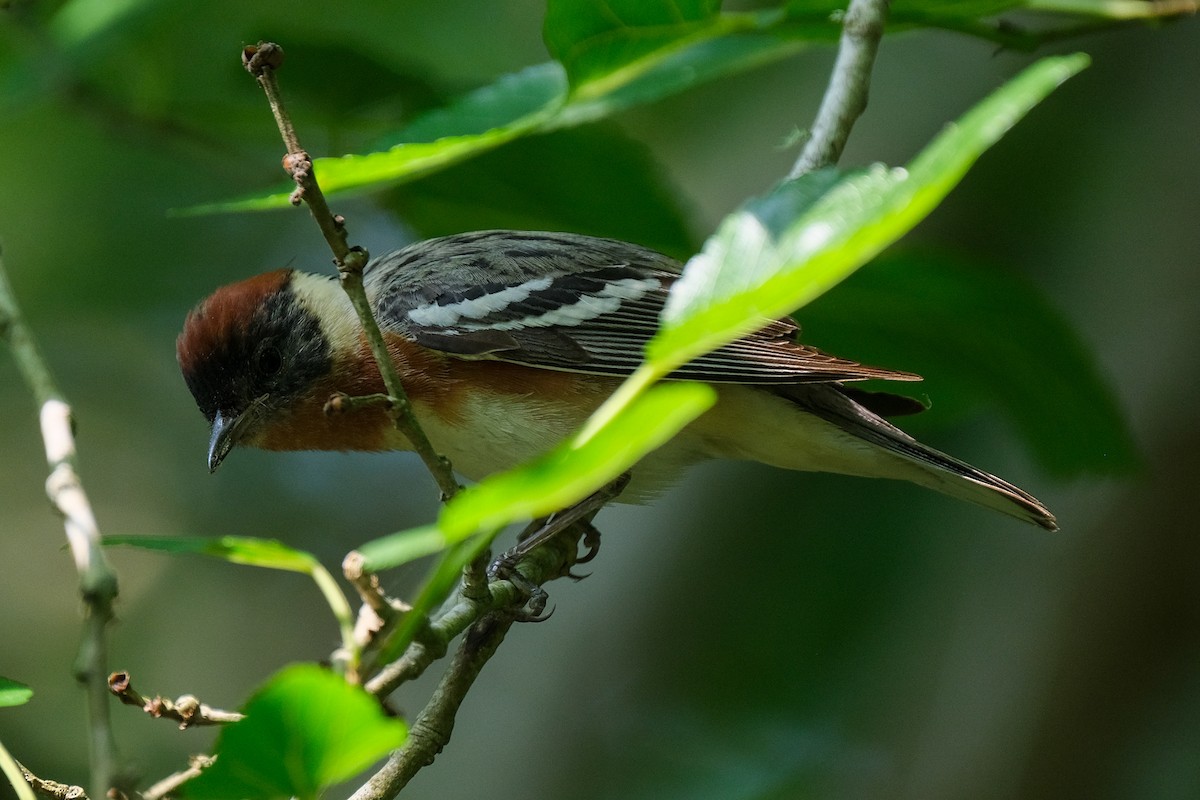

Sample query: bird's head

[177,270,341,471]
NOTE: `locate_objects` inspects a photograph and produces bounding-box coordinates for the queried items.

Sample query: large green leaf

[1023,0,1195,17]
[182,0,1179,214]
[357,382,716,573]
[575,54,1088,441]
[551,27,821,129]
[646,54,1090,375]
[380,63,567,145]
[885,0,1021,16]
[545,0,726,92]
[439,381,715,539]
[185,10,818,214]
[799,251,1139,476]
[365,380,716,664]
[184,64,567,214]
[188,664,407,800]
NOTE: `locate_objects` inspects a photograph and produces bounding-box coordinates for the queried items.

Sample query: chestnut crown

[177,270,333,431]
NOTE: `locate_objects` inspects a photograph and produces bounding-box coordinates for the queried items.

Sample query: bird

[177,229,1057,530]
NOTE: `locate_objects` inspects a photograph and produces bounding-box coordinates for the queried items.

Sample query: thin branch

[140,755,214,800]
[16,761,87,800]
[363,567,529,698]
[789,0,890,178]
[241,41,461,501]
[351,521,592,800]
[351,611,516,800]
[108,672,244,729]
[0,251,119,800]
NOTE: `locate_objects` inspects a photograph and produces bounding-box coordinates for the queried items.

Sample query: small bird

[178,230,1057,530]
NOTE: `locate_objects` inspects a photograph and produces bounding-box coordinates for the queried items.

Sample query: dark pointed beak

[207,396,268,472]
[207,410,240,472]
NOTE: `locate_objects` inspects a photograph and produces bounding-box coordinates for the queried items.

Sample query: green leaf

[49,0,155,47]
[185,1,1171,214]
[888,0,1021,16]
[358,381,716,574]
[0,678,32,708]
[381,62,567,145]
[355,524,450,573]
[187,17,824,213]
[372,535,493,666]
[185,63,567,214]
[545,0,724,92]
[374,383,715,663]
[1023,0,1193,18]
[799,251,1139,476]
[105,535,359,671]
[367,381,716,664]
[188,664,407,800]
[552,27,821,129]
[103,535,319,573]
[645,53,1090,377]
[441,381,716,539]
[387,123,695,258]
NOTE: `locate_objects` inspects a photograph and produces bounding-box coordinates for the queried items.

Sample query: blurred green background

[1,2,1198,799]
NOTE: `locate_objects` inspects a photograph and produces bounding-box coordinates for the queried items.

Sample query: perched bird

[177,230,1057,530]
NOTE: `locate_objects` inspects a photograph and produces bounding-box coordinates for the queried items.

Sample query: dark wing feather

[366,230,920,386]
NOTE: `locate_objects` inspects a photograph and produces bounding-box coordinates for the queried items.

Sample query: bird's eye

[256,345,283,377]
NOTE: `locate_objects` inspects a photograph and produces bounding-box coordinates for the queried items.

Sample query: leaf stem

[310,562,361,676]
[0,744,36,800]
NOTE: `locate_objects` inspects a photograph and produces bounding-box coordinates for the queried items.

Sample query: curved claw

[518,604,555,623]
[575,527,602,564]
[565,568,592,581]
[517,589,553,622]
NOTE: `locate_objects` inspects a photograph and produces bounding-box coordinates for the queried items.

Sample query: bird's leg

[488,473,630,618]
[501,471,629,569]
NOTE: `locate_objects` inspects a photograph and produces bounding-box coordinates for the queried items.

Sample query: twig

[241,41,461,501]
[108,672,244,729]
[140,755,214,800]
[16,761,87,800]
[324,391,395,416]
[0,251,119,800]
[350,612,517,800]
[363,566,531,698]
[789,0,891,178]
[350,521,590,799]
[342,552,412,661]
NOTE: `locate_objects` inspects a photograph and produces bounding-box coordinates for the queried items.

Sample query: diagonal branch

[108,672,245,728]
[241,41,461,501]
[350,521,588,800]
[0,250,120,800]
[789,0,891,178]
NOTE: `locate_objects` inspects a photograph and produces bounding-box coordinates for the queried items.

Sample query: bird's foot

[487,473,628,618]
